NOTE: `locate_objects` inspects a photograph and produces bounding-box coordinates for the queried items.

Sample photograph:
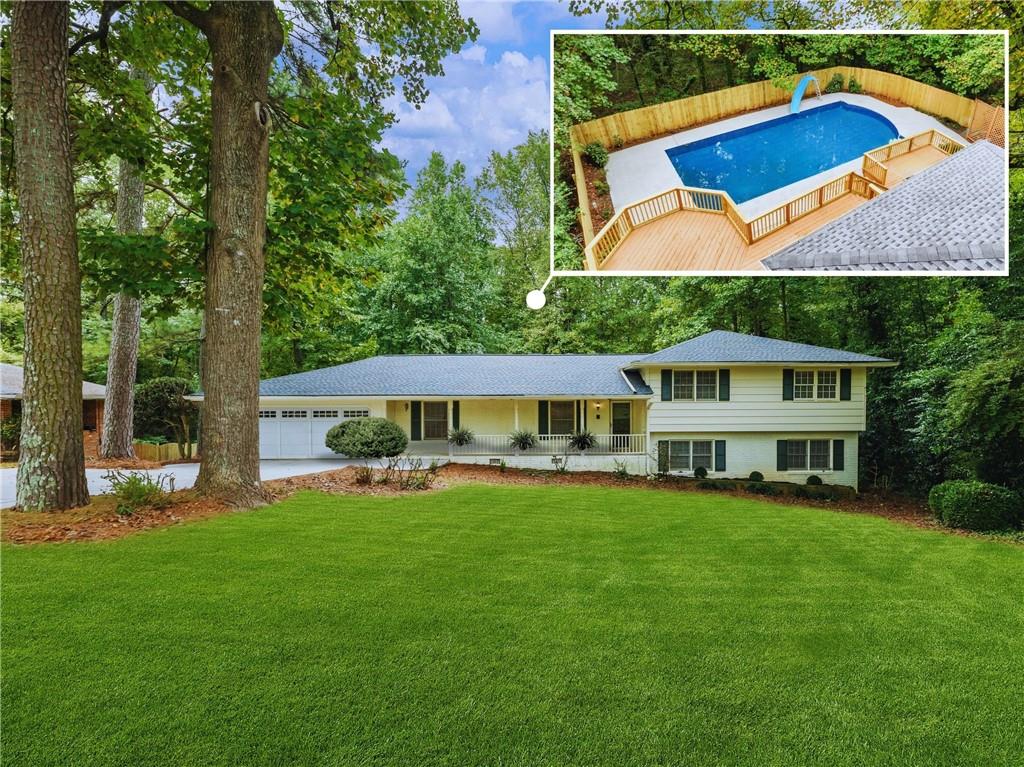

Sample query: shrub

[698,480,730,491]
[582,141,608,168]
[848,76,863,94]
[792,485,809,499]
[694,465,708,479]
[447,427,474,447]
[104,470,171,516]
[508,430,538,451]
[748,470,764,482]
[931,480,1023,532]
[326,417,407,459]
[133,377,198,456]
[569,430,597,453]
[594,178,610,196]
[928,482,954,521]
[0,414,21,455]
[611,134,624,149]
[746,482,780,496]
[612,460,630,480]
[806,475,823,486]
[824,73,844,93]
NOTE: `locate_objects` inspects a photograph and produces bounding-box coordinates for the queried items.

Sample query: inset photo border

[549,29,1010,277]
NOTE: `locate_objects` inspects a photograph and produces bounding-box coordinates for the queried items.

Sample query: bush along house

[191,331,895,490]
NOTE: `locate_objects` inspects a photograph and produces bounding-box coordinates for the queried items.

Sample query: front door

[611,401,631,451]
[422,401,448,440]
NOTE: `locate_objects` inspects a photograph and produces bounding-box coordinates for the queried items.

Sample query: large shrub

[326,417,407,459]
[0,413,21,455]
[133,377,198,455]
[582,141,608,168]
[824,73,844,93]
[930,480,1022,532]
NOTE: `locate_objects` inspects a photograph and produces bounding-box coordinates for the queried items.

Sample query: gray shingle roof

[636,331,891,365]
[762,141,1006,272]
[259,355,652,398]
[0,363,106,400]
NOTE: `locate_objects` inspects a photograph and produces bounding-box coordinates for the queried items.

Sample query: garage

[258,406,370,459]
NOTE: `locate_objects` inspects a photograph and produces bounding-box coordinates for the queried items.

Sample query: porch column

[513,399,519,430]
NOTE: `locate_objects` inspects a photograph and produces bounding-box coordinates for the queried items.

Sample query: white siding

[644,365,867,432]
[650,431,860,489]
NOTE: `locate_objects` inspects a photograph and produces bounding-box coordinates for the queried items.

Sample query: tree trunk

[100,153,145,459]
[168,2,284,505]
[11,2,90,510]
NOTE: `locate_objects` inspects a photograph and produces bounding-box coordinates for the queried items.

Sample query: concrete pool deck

[605,92,964,219]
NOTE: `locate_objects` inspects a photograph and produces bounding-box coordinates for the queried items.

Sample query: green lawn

[3,485,1023,766]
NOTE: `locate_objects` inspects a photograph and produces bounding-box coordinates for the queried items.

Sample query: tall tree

[163,2,285,504]
[10,2,89,510]
[101,73,150,459]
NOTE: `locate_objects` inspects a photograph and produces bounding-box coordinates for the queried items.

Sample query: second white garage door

[258,407,371,459]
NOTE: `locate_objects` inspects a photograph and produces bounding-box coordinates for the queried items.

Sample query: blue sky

[381,1,603,185]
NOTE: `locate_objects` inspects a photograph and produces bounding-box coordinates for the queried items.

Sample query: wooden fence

[570,67,988,246]
[133,441,196,462]
[966,99,1006,148]
[860,129,964,187]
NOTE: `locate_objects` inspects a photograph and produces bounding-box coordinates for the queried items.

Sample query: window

[673,371,694,400]
[422,402,447,440]
[281,410,308,418]
[667,440,714,472]
[342,408,370,419]
[816,370,837,400]
[794,370,838,400]
[549,401,575,435]
[672,370,718,401]
[794,370,815,399]
[312,410,339,419]
[786,439,832,471]
[258,410,276,418]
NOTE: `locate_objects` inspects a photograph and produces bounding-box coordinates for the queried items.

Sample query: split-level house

[243,331,895,489]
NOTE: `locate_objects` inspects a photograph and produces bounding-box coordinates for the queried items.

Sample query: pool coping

[605,93,966,219]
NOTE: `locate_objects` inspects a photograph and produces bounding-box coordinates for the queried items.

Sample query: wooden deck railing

[585,171,875,269]
[860,129,964,187]
[585,128,966,270]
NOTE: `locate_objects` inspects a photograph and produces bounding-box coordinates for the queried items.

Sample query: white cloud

[461,44,487,63]
[460,1,523,44]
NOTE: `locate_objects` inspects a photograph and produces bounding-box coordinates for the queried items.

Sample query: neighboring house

[763,141,1006,272]
[0,363,107,452]
[210,331,894,490]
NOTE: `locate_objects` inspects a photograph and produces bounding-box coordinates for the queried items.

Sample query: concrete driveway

[0,459,362,509]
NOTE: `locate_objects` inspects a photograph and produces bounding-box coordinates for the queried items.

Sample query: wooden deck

[600,193,866,271]
[881,145,948,187]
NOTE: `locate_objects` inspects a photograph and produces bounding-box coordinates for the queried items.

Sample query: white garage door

[259,407,372,459]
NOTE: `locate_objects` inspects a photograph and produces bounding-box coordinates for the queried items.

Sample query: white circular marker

[526,290,546,310]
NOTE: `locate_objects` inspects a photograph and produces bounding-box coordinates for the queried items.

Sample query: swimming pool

[665,101,900,204]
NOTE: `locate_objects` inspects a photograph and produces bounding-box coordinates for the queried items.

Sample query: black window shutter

[452,401,460,430]
[714,440,726,472]
[583,400,588,429]
[718,369,730,401]
[833,439,845,471]
[840,369,852,400]
[661,369,672,401]
[538,400,548,435]
[657,440,669,473]
[777,440,788,471]
[782,369,794,400]
[576,400,582,432]
[410,401,422,441]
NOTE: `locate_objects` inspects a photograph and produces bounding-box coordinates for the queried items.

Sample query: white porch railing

[447,434,646,456]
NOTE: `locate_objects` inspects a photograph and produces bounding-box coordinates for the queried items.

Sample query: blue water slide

[790,75,820,114]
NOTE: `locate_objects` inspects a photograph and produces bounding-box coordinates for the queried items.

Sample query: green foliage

[133,377,197,453]
[746,482,780,497]
[824,73,845,93]
[930,480,1023,532]
[612,460,631,480]
[103,470,171,516]
[569,430,598,452]
[594,177,610,197]
[1,414,21,454]
[552,34,629,151]
[582,142,609,168]
[509,430,538,451]
[748,471,764,482]
[806,475,823,486]
[325,417,407,459]
[447,427,474,447]
[694,465,708,479]
[611,135,625,149]
[848,76,863,94]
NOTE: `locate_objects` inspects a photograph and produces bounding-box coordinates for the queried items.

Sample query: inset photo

[552,31,1009,275]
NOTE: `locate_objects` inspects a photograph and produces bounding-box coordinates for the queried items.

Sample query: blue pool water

[665,101,900,204]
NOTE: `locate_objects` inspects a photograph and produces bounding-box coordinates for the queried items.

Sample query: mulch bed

[0,462,984,546]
